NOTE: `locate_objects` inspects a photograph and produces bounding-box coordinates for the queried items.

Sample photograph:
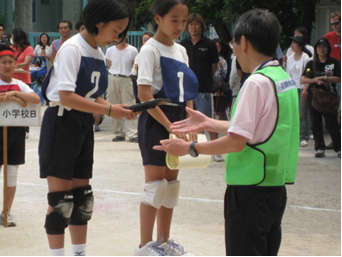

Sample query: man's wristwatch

[188,142,199,157]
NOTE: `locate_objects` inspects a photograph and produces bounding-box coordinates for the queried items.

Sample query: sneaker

[161,239,193,256]
[129,137,138,143]
[315,150,325,158]
[326,142,334,150]
[213,155,224,162]
[300,139,308,147]
[94,124,100,132]
[337,151,341,158]
[134,239,167,256]
[0,211,16,227]
[112,136,125,142]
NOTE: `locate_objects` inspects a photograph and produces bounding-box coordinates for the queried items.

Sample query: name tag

[0,102,41,126]
[275,78,297,94]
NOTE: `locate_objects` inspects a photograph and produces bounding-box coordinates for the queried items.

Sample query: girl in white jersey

[38,0,135,255]
[134,0,198,256]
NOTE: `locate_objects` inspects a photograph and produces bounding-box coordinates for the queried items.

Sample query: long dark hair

[212,38,232,61]
[38,33,51,47]
[151,0,189,32]
[12,28,30,49]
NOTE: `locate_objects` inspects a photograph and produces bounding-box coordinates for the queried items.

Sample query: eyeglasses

[330,21,340,26]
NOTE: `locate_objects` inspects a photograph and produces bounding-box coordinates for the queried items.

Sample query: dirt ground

[0,107,341,256]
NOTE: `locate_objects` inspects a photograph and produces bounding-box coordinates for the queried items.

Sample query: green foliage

[131,0,321,50]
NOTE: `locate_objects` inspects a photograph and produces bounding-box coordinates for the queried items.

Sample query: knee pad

[45,191,74,235]
[141,179,168,209]
[162,180,180,209]
[69,185,94,226]
[7,165,19,187]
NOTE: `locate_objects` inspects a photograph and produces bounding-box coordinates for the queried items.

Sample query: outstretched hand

[153,138,190,156]
[171,107,209,133]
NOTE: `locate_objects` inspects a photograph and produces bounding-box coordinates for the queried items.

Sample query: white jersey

[136,38,190,95]
[46,34,106,102]
[105,44,138,76]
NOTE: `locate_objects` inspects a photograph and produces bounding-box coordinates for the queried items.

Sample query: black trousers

[224,185,287,256]
[307,90,341,152]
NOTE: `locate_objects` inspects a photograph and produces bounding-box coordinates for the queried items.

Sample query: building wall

[315,0,341,41]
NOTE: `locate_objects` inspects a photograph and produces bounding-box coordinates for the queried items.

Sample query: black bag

[312,86,340,115]
[311,60,340,115]
[212,76,222,93]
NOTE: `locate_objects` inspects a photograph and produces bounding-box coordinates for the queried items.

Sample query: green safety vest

[225,65,299,186]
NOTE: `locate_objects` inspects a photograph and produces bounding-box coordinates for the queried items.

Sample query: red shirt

[11,45,34,84]
[324,31,341,64]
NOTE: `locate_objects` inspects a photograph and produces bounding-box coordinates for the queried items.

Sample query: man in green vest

[153,9,299,256]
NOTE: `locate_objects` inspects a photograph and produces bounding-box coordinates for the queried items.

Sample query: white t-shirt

[136,38,189,95]
[46,34,105,102]
[105,44,138,76]
[286,44,314,58]
[0,78,33,93]
[228,60,279,145]
[34,44,52,71]
[285,52,311,89]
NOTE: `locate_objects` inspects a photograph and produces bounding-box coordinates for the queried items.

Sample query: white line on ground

[14,182,341,212]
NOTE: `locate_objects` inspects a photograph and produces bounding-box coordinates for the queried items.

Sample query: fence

[28,30,213,54]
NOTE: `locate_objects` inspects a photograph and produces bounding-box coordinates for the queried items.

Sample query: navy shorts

[39,107,94,180]
[0,127,25,165]
[138,105,186,166]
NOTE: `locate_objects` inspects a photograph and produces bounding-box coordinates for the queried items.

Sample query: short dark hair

[151,0,189,32]
[186,13,205,34]
[294,25,310,45]
[12,28,30,49]
[233,9,281,57]
[57,20,72,31]
[75,21,85,31]
[0,23,5,30]
[38,32,51,47]
[140,31,154,45]
[83,0,130,41]
[0,44,14,54]
[314,37,332,58]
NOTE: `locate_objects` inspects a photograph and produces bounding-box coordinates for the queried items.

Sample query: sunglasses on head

[330,21,340,26]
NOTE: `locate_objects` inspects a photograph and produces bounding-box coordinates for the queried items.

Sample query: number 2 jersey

[45,33,107,103]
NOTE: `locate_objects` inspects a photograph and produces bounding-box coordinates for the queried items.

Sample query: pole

[3,127,8,227]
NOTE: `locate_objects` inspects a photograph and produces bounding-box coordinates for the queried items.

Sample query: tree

[14,0,33,32]
[130,0,325,50]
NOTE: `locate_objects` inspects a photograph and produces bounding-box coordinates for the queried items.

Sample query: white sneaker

[213,155,224,162]
[134,239,167,256]
[0,211,16,227]
[161,240,193,256]
[300,139,308,147]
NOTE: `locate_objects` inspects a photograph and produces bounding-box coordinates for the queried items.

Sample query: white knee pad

[162,180,180,209]
[7,165,19,187]
[141,179,168,209]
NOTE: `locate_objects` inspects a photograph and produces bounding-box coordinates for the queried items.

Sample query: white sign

[0,102,41,126]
